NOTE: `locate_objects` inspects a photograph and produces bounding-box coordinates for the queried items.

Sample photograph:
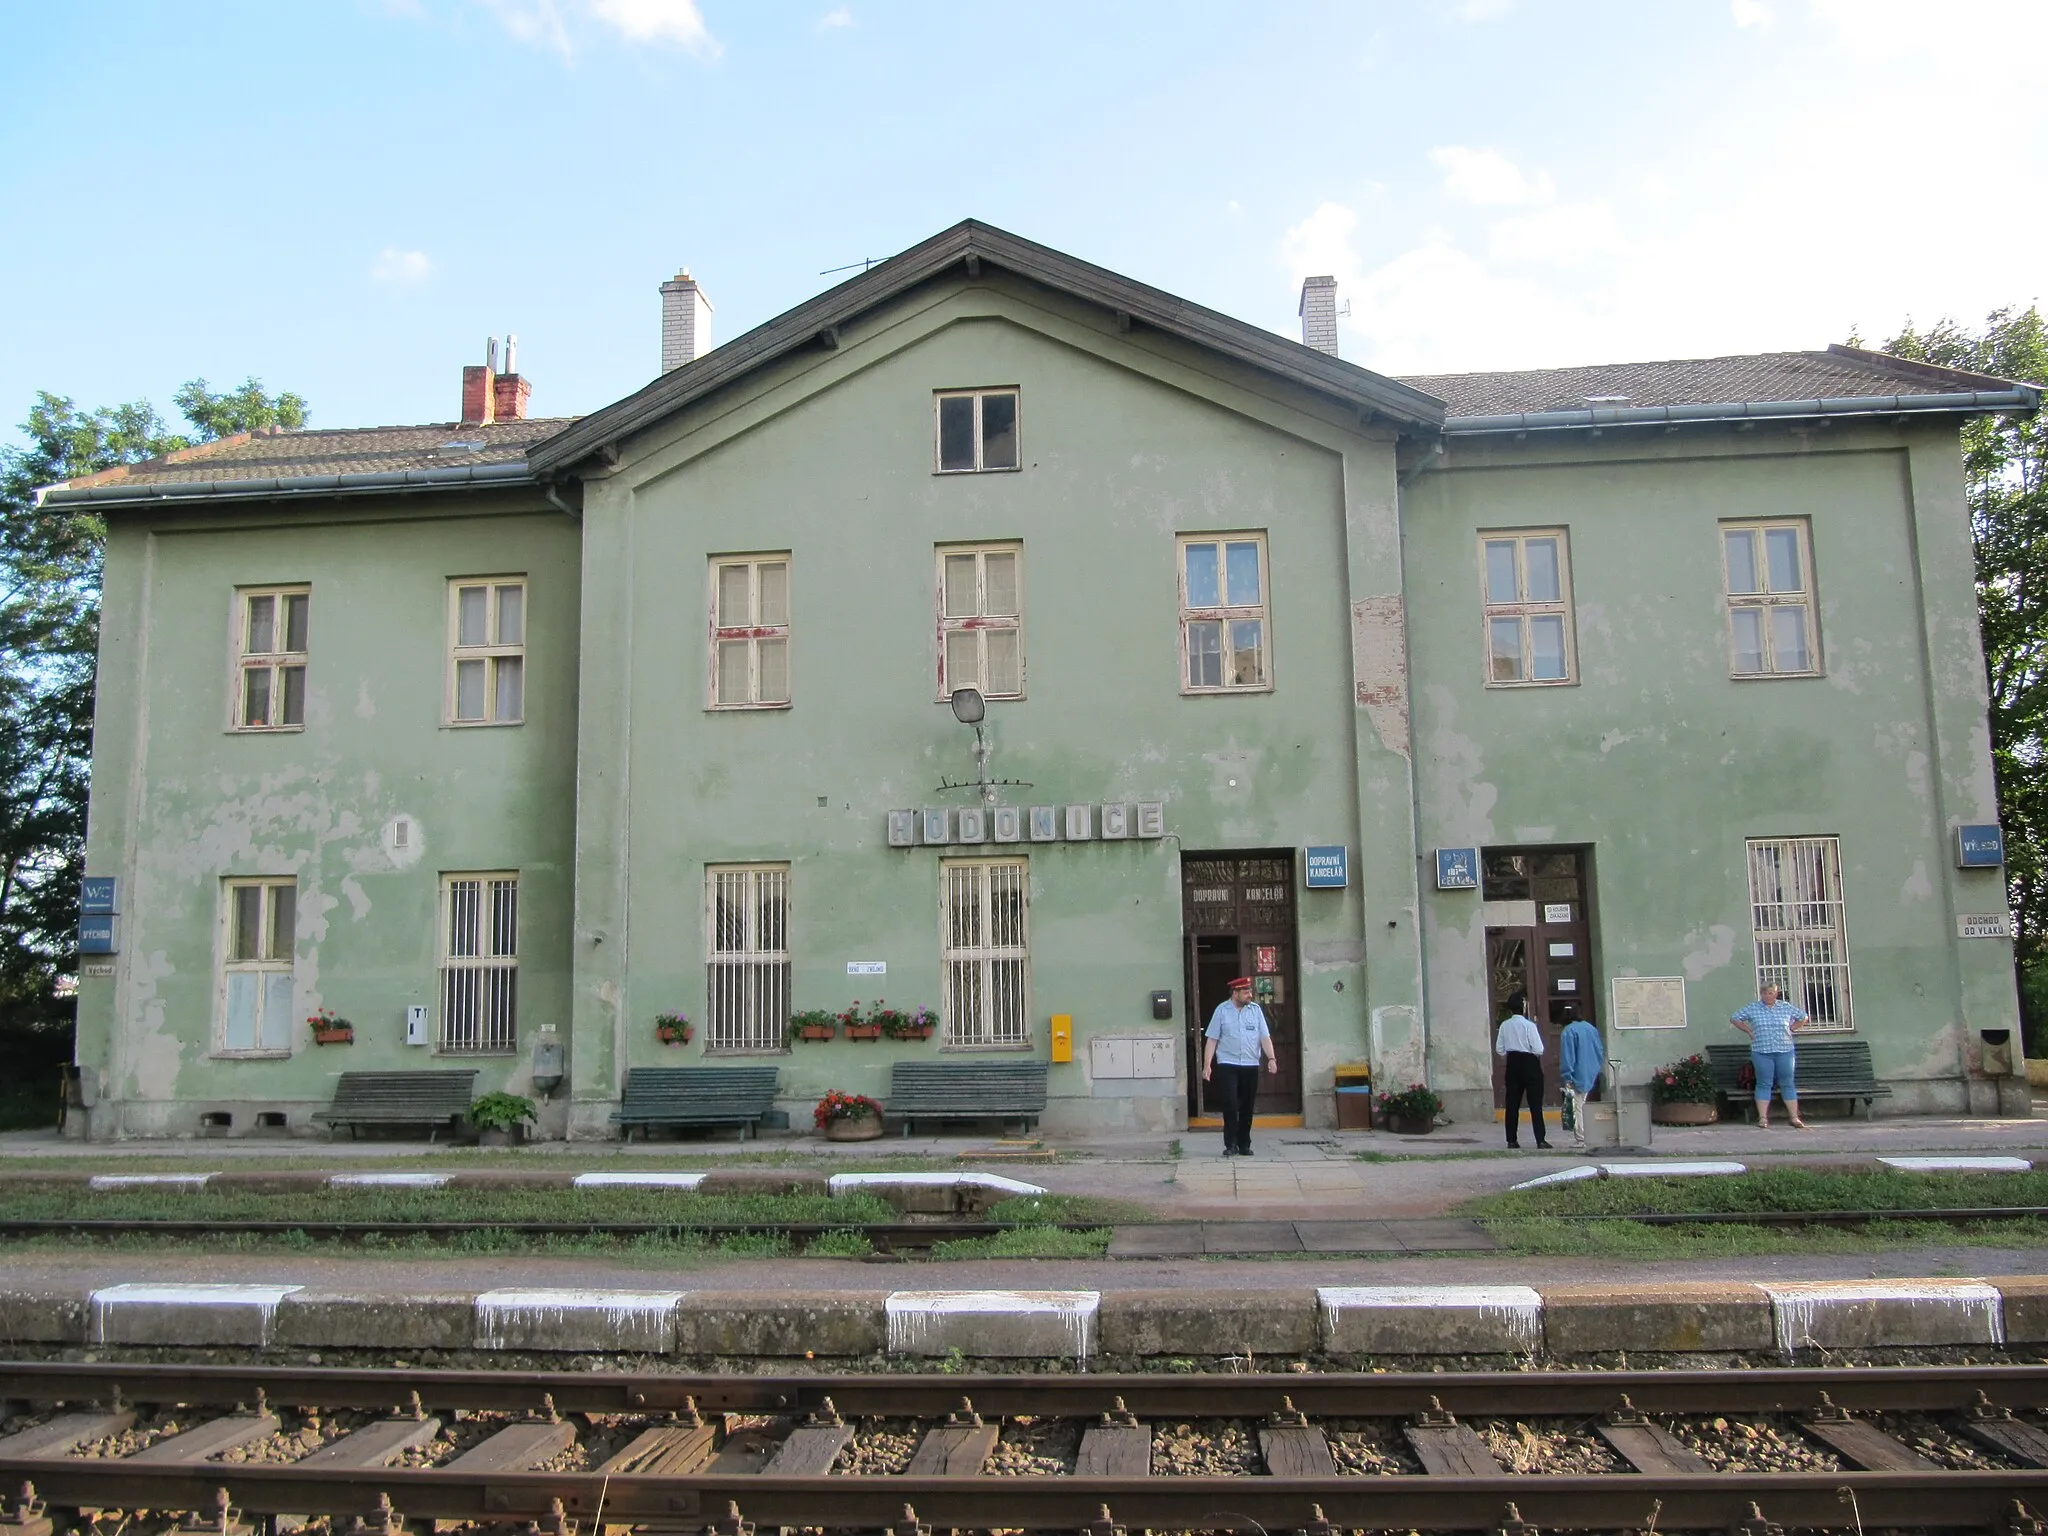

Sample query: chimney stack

[461,334,531,425]
[1298,275,1339,357]
[660,268,714,373]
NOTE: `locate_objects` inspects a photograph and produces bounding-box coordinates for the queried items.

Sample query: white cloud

[476,0,570,56]
[1430,146,1554,207]
[1730,0,1772,30]
[1281,202,1365,293]
[816,5,854,29]
[589,0,718,51]
[371,248,432,284]
[1450,0,1516,19]
[1224,199,1244,219]
[1487,202,1623,266]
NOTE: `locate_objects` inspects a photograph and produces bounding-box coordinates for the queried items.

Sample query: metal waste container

[1334,1062,1373,1130]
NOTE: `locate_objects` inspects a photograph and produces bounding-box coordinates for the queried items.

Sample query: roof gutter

[1444,387,2040,437]
[35,460,535,510]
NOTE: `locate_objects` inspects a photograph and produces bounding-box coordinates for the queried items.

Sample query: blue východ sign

[1304,846,1349,888]
[1957,824,2005,868]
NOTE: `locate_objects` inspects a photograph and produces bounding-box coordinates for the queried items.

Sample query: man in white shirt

[1493,991,1550,1150]
[1202,976,1276,1156]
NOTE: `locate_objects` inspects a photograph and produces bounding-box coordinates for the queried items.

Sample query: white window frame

[1745,836,1853,1032]
[705,864,791,1054]
[933,388,1021,474]
[1722,519,1822,678]
[708,554,792,709]
[447,577,527,726]
[216,877,296,1057]
[935,542,1025,700]
[1479,529,1577,686]
[940,857,1031,1050]
[440,872,518,1054]
[1177,532,1272,694]
[230,585,310,732]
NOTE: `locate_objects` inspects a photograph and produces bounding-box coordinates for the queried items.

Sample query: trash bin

[1981,1029,2015,1078]
[1334,1062,1373,1130]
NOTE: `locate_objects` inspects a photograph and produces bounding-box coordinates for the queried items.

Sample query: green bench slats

[616,1067,779,1141]
[888,1060,1048,1136]
[1705,1040,1892,1119]
[313,1070,478,1141]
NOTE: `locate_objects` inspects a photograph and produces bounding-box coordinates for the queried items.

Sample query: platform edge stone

[885,1290,1099,1358]
[274,1290,477,1349]
[1099,1287,1318,1357]
[1318,1285,1543,1355]
[1537,1282,1772,1353]
[673,1291,887,1356]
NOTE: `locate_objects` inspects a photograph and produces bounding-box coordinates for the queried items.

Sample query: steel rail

[6,1362,2047,1417]
[0,1218,1034,1243]
[1,1460,2045,1531]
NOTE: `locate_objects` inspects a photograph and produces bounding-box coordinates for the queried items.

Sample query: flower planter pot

[312,1028,353,1046]
[886,1025,936,1041]
[656,1028,692,1046]
[824,1114,884,1141]
[476,1125,525,1147]
[843,1023,883,1041]
[1651,1100,1718,1125]
[796,1025,837,1042]
[1383,1113,1434,1136]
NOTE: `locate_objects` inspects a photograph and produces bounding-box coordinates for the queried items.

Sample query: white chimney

[660,268,715,373]
[1298,275,1339,357]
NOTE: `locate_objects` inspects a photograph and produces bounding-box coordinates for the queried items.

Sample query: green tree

[0,379,307,1064]
[1863,308,2048,1049]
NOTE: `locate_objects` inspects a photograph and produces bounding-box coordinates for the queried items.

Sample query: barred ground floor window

[706,864,790,1052]
[941,857,1030,1048]
[442,872,518,1053]
[1745,836,1852,1030]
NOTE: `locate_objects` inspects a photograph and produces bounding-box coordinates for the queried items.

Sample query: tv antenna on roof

[820,258,884,276]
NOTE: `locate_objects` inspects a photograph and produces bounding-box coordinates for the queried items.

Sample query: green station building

[55,221,2040,1140]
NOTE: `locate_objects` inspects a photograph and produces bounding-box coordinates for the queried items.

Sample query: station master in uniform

[1202,976,1278,1156]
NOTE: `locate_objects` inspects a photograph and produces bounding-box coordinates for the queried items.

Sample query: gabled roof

[525,219,1449,476]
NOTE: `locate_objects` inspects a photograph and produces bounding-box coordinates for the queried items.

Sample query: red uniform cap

[1228,976,1254,990]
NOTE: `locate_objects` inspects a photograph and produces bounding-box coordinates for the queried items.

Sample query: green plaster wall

[1404,426,2017,1112]
[79,502,581,1135]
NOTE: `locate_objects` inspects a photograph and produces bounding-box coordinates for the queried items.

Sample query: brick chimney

[460,335,531,424]
[1298,275,1339,357]
[660,268,714,373]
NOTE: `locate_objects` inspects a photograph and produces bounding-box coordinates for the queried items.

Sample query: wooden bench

[1705,1040,1893,1120]
[615,1067,779,1141]
[888,1060,1048,1136]
[313,1070,478,1140]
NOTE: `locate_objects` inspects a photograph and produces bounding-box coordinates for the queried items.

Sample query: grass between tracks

[1464,1167,2048,1258]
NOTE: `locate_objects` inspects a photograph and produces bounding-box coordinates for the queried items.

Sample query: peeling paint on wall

[1681,924,1736,982]
[1351,595,1410,756]
[1900,859,1933,904]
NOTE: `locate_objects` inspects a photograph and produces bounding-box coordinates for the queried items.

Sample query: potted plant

[814,1089,885,1141]
[655,1011,693,1046]
[308,1008,354,1046]
[1651,1053,1719,1124]
[1375,1082,1442,1135]
[470,1091,536,1147]
[840,1001,883,1042]
[788,1010,839,1043]
[877,1005,938,1041]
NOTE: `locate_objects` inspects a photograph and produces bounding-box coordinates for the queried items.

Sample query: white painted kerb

[89,1283,302,1343]
[474,1289,688,1350]
[829,1173,1047,1196]
[1762,1280,2004,1350]
[329,1172,450,1187]
[1318,1285,1544,1349]
[886,1290,1098,1356]
[1879,1156,2032,1173]
[89,1174,214,1190]
[570,1172,708,1189]
[1601,1161,1746,1178]
[1510,1165,1599,1191]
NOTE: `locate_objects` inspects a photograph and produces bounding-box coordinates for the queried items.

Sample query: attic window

[437,440,486,455]
[935,389,1020,473]
[1582,395,1631,405]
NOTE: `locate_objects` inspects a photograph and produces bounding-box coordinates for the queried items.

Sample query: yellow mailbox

[1049,1013,1074,1063]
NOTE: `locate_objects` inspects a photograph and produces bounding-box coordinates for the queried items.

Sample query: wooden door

[1181,852,1303,1117]
[1485,849,1595,1107]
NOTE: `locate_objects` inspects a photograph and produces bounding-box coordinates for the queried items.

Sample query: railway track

[3,1362,2048,1531]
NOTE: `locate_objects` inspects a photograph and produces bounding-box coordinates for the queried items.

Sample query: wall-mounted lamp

[949,687,985,725]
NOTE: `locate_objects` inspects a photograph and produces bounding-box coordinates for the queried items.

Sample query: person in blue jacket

[1557,1011,1606,1151]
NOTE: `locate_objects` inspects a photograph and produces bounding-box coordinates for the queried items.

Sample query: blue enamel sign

[79,914,116,955]
[1304,846,1349,888]
[1957,825,2005,868]
[1436,847,1479,890]
[80,877,117,915]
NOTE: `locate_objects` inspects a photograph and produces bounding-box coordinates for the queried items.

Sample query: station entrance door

[1484,847,1595,1108]
[1181,850,1303,1121]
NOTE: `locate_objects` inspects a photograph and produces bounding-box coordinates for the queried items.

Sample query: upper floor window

[449,578,525,725]
[709,556,790,708]
[1723,520,1820,677]
[233,586,309,730]
[1481,530,1575,685]
[937,544,1023,699]
[1179,533,1271,693]
[219,877,295,1054]
[935,388,1020,473]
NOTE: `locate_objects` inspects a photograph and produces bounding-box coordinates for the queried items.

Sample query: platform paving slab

[1760,1279,2005,1351]
[273,1290,478,1350]
[672,1291,886,1357]
[1105,1224,1205,1257]
[1293,1221,1410,1253]
[1319,1284,1544,1355]
[1098,1288,1319,1357]
[885,1290,1099,1357]
[1994,1276,2048,1344]
[1389,1219,1498,1251]
[1203,1221,1304,1254]
[89,1282,303,1347]
[473,1288,687,1353]
[1538,1282,1774,1354]
[0,1286,89,1343]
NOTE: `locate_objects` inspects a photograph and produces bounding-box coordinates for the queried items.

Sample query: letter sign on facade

[1304,846,1348,888]
[886,810,918,847]
[80,878,118,915]
[1436,847,1479,890]
[1957,825,2005,868]
[79,914,117,955]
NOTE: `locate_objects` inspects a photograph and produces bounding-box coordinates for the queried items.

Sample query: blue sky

[3,0,2043,441]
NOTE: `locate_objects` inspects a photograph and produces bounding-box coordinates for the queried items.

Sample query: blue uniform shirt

[1205,998,1271,1066]
[1733,997,1806,1053]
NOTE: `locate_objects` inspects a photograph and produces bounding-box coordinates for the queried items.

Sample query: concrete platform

[1105,1218,1496,1256]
